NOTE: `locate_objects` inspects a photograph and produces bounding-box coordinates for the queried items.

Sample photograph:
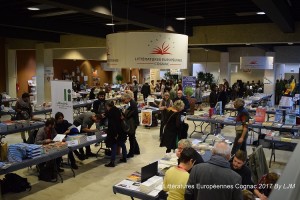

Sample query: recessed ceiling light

[28,7,40,11]
[256,12,265,15]
[106,23,115,26]
[288,42,294,45]
[245,43,251,46]
[176,17,186,20]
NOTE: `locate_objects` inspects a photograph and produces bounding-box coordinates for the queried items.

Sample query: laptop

[141,161,158,183]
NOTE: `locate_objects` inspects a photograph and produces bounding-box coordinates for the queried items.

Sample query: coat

[124,99,139,135]
[106,106,126,147]
[185,155,242,200]
[160,110,182,150]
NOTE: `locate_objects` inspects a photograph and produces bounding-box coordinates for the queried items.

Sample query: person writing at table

[73,111,102,158]
[35,118,64,172]
[163,147,196,200]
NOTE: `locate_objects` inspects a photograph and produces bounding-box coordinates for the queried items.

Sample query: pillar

[219,52,230,85]
[36,44,45,105]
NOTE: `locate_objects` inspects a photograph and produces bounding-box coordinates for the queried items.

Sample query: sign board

[182,76,197,96]
[240,56,274,69]
[51,80,73,123]
[107,32,188,69]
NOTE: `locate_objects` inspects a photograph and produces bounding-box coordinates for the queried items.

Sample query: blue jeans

[111,141,127,161]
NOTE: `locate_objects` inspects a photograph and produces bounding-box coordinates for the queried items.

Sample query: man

[185,141,242,200]
[140,82,151,102]
[15,92,33,142]
[122,93,140,158]
[73,111,102,158]
[173,90,190,113]
[92,91,107,146]
[231,150,254,191]
[176,139,204,166]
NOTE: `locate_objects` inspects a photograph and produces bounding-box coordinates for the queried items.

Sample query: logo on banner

[151,42,171,55]
[249,60,258,65]
[64,89,72,102]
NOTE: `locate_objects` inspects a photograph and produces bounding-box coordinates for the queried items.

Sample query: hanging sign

[107,32,188,69]
[240,56,274,69]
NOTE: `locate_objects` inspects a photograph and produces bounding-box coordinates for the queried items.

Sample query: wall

[230,64,264,85]
[228,47,266,62]
[53,59,112,87]
[189,49,220,62]
[53,48,107,61]
[0,38,6,92]
[16,50,36,98]
[192,62,220,83]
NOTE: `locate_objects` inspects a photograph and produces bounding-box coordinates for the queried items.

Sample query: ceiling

[0,0,299,51]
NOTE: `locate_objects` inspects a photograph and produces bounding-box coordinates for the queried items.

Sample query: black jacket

[106,106,126,147]
[141,84,151,96]
[92,99,106,114]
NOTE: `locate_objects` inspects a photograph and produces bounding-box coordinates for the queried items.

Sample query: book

[126,171,141,182]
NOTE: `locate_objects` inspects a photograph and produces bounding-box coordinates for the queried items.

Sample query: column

[264,52,276,106]
[219,52,230,85]
[44,49,53,102]
[6,49,17,98]
[36,44,45,105]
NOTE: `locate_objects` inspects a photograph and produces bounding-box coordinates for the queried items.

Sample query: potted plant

[197,72,214,90]
[115,74,123,84]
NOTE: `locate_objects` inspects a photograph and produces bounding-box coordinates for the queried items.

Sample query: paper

[66,140,79,146]
[116,180,140,191]
[87,135,97,141]
[53,134,66,142]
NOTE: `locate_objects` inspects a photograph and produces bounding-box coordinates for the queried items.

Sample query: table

[0,147,70,183]
[113,148,212,200]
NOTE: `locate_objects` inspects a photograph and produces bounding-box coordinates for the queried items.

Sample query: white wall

[192,62,220,83]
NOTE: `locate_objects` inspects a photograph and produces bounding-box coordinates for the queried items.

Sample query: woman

[163,148,196,200]
[133,80,139,102]
[195,84,203,111]
[209,83,218,108]
[160,100,185,153]
[159,92,173,140]
[54,112,82,169]
[104,100,127,167]
[35,118,64,172]
[231,98,250,156]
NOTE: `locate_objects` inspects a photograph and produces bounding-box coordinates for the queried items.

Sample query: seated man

[230,150,254,191]
[176,139,204,167]
[163,147,196,200]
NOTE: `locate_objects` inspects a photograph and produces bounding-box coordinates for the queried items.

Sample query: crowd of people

[11,76,284,199]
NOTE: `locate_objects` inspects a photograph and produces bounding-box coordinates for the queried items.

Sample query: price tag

[66,140,79,146]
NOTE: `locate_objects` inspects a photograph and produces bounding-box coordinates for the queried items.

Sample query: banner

[240,56,274,69]
[51,80,73,123]
[182,76,197,96]
[107,32,188,69]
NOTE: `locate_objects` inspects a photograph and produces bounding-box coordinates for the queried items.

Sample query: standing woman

[160,100,185,153]
[133,80,139,102]
[122,93,140,158]
[159,92,173,140]
[231,98,250,156]
[104,100,127,167]
[195,84,203,111]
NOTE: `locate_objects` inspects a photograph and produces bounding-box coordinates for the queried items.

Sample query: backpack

[38,160,58,182]
[1,173,31,194]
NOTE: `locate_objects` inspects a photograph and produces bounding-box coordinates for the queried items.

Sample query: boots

[105,161,115,167]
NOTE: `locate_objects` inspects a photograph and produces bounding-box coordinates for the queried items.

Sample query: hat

[70,127,79,134]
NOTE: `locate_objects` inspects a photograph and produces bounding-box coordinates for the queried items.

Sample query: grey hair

[173,100,185,111]
[212,141,231,159]
[122,93,132,100]
[178,139,192,148]
[234,98,245,108]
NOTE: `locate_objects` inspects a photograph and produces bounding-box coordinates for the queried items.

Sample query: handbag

[121,119,130,133]
[0,142,8,161]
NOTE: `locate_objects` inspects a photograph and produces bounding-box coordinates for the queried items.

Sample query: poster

[51,80,73,123]
[182,76,197,96]
[140,110,152,126]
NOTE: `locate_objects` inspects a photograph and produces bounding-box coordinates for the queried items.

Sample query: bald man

[185,141,242,200]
